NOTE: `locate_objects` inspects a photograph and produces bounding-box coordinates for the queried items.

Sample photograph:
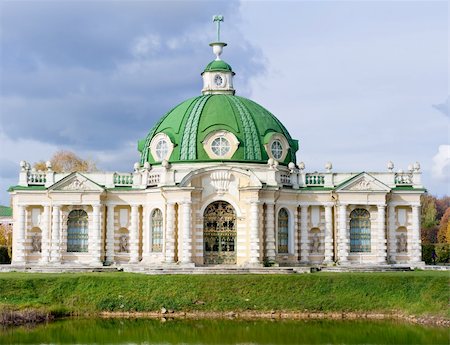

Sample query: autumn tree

[437,208,450,244]
[0,223,12,262]
[34,150,97,173]
[421,194,438,229]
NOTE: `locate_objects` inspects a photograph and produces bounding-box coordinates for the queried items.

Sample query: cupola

[201,15,235,95]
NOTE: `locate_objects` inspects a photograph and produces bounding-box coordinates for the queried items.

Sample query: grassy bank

[0,271,448,320]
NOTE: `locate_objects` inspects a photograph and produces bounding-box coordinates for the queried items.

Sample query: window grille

[278,208,289,253]
[151,209,163,252]
[67,210,89,252]
[350,208,371,253]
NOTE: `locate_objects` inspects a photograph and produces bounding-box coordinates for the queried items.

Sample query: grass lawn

[0,271,448,318]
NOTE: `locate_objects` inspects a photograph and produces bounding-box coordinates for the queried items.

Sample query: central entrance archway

[203,201,236,265]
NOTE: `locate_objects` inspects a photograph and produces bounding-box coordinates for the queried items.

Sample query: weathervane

[213,15,224,42]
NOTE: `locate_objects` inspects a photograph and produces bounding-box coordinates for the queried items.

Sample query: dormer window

[203,130,239,159]
[150,133,174,162]
[271,140,283,160]
[264,133,290,162]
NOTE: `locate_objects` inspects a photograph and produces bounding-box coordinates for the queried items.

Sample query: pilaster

[164,202,176,263]
[129,205,140,263]
[299,205,309,264]
[50,205,61,263]
[337,204,348,264]
[180,202,193,264]
[265,202,276,262]
[388,205,396,263]
[411,205,422,263]
[323,205,334,264]
[249,201,261,265]
[105,205,115,264]
[12,205,26,264]
[39,205,51,264]
[376,204,387,264]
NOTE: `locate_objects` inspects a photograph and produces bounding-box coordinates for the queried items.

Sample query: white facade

[9,160,425,267]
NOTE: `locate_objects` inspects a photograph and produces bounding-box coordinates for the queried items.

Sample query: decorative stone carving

[311,234,320,254]
[397,233,407,253]
[119,235,129,253]
[31,234,41,253]
[348,178,373,191]
[210,170,232,195]
[61,177,87,191]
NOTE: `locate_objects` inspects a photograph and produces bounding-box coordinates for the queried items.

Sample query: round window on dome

[271,140,283,160]
[155,139,169,160]
[211,137,231,157]
[150,133,174,162]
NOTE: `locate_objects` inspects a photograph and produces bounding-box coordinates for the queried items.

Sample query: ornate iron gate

[203,201,236,265]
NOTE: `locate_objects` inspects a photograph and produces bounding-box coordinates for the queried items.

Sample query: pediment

[336,173,390,193]
[49,173,104,192]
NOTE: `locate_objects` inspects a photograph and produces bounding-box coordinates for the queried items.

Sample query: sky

[0,0,448,205]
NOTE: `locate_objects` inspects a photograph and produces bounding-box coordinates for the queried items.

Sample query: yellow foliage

[33,150,97,173]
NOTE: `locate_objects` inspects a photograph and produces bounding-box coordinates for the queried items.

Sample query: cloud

[432,96,449,117]
[432,145,450,182]
[131,34,161,58]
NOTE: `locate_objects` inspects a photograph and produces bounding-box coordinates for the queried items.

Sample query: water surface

[0,318,448,344]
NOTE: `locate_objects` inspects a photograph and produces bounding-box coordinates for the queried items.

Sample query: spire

[201,15,235,95]
[210,15,227,61]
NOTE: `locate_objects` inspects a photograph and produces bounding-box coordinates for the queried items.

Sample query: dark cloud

[0,0,265,154]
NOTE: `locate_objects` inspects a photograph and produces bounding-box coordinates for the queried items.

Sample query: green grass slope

[0,271,448,318]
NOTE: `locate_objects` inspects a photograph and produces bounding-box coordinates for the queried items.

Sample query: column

[411,205,421,263]
[89,204,102,266]
[180,202,192,264]
[337,204,348,264]
[12,205,26,264]
[164,202,176,263]
[50,205,61,263]
[377,204,387,264]
[323,204,334,264]
[388,205,396,263]
[105,205,115,264]
[299,205,309,264]
[265,202,276,262]
[129,205,140,263]
[141,205,149,262]
[39,205,50,264]
[294,207,300,261]
[249,201,260,264]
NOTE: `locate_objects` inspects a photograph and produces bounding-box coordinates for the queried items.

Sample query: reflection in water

[0,318,448,345]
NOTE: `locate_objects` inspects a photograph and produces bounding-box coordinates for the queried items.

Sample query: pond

[0,318,448,345]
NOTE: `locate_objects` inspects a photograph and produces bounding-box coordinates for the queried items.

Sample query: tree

[420,194,438,229]
[33,150,97,173]
[435,196,450,220]
[0,223,12,261]
[437,207,450,244]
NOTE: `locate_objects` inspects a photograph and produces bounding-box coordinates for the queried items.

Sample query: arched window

[278,208,289,254]
[67,210,88,252]
[350,208,371,253]
[151,209,163,252]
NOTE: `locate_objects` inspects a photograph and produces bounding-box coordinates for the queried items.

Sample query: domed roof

[138,94,299,165]
[203,59,233,73]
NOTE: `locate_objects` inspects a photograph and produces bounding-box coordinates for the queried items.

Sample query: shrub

[0,246,10,264]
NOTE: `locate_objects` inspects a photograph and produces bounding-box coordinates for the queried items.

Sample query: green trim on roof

[392,186,426,192]
[203,59,233,73]
[300,187,334,191]
[0,206,12,217]
[8,185,47,192]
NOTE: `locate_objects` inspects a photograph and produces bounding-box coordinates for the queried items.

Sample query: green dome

[139,94,298,165]
[203,60,233,73]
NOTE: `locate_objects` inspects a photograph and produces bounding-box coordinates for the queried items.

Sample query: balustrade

[114,173,133,186]
[394,172,413,185]
[147,173,161,186]
[28,171,46,185]
[305,174,325,186]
